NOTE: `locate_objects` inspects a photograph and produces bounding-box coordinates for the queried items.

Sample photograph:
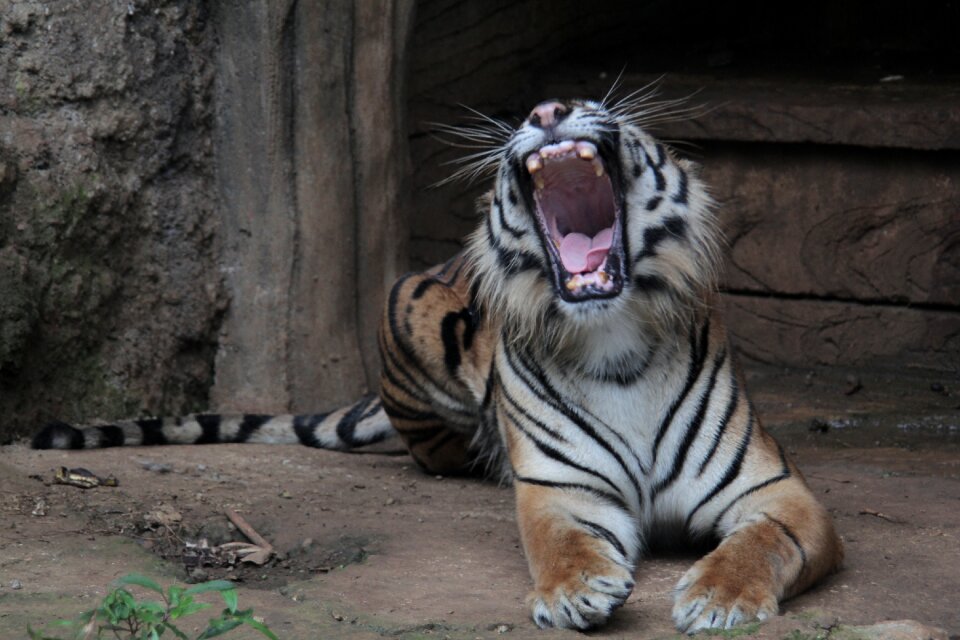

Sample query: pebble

[10,579,22,590]
[137,459,173,474]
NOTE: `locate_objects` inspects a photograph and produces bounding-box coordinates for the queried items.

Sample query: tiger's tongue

[558,228,613,274]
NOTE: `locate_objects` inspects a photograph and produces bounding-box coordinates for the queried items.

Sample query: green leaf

[220,589,238,614]
[172,601,211,618]
[162,621,190,640]
[242,617,280,640]
[134,608,164,626]
[183,580,236,596]
[136,601,166,616]
[167,595,194,618]
[167,585,184,609]
[196,618,244,639]
[26,625,61,640]
[226,608,254,619]
[111,602,132,622]
[115,574,164,594]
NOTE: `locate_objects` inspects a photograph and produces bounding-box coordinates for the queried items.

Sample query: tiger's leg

[498,377,641,629]
[673,468,843,633]
[378,256,489,475]
[515,481,640,630]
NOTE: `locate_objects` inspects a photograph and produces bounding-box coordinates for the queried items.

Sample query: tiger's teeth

[558,140,575,153]
[576,141,596,160]
[534,173,545,190]
[526,153,543,174]
[593,158,605,177]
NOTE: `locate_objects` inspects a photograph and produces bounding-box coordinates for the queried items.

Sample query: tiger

[33,93,843,633]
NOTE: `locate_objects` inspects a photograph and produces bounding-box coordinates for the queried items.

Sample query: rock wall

[0,0,416,442]
[0,1,224,440]
[1,0,956,442]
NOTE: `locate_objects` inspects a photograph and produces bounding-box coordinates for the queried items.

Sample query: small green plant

[27,573,279,640]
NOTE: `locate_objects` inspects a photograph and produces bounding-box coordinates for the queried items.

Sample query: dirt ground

[1,365,958,640]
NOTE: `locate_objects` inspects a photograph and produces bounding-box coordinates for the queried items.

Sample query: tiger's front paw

[672,554,778,634]
[528,564,634,630]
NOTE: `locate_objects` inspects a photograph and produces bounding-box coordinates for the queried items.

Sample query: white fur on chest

[546,338,690,464]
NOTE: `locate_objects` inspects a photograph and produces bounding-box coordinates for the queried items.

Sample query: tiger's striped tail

[31,394,396,451]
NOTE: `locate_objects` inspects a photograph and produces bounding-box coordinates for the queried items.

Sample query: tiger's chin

[520,138,628,305]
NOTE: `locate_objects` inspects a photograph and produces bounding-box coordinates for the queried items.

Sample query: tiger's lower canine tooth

[534,173,545,190]
[593,158,605,177]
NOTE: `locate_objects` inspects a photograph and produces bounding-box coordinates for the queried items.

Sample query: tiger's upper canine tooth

[576,141,597,160]
[526,153,543,174]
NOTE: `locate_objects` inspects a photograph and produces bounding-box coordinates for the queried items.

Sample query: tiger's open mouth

[524,139,625,302]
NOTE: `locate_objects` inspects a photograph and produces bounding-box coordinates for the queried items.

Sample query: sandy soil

[1,366,957,639]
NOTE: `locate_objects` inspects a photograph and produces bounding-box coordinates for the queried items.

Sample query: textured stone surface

[406,20,960,373]
[724,295,959,373]
[0,1,223,440]
[704,144,960,307]
[547,74,960,150]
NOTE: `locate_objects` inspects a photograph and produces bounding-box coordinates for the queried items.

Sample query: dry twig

[224,509,274,565]
[858,508,903,523]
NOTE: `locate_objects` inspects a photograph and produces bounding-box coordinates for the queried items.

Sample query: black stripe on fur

[32,421,84,450]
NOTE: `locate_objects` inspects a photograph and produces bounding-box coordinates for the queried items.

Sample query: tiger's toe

[529,570,634,630]
[672,562,778,634]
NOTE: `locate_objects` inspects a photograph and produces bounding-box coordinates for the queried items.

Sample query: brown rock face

[0,2,224,439]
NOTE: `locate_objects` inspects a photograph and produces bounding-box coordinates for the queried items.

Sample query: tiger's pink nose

[529,101,568,128]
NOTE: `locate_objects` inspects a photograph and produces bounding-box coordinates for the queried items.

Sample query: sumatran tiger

[33,92,843,633]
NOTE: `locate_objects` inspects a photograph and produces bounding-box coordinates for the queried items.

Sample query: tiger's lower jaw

[547,248,627,304]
